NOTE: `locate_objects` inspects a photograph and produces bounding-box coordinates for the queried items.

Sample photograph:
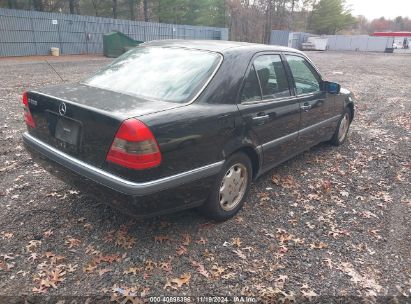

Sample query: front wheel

[330,108,352,146]
[198,152,252,221]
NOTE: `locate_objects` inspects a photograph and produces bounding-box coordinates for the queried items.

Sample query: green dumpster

[103,31,143,58]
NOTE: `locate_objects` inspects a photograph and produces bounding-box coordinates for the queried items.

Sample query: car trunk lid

[26,84,182,168]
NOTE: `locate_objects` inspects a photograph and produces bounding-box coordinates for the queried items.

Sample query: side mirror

[323,81,341,94]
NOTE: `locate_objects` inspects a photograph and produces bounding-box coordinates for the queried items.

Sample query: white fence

[325,35,394,52]
[270,30,395,52]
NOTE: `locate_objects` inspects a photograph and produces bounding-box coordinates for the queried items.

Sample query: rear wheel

[330,107,352,146]
[198,152,252,221]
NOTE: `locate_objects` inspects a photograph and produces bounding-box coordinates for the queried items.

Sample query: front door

[237,53,301,170]
[284,54,335,148]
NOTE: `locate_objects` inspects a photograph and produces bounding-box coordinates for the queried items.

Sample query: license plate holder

[47,111,82,147]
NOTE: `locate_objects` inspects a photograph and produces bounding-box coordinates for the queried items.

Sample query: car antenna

[44,59,65,82]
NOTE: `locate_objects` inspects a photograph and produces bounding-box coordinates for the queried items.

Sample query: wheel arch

[346,102,354,122]
[225,145,261,180]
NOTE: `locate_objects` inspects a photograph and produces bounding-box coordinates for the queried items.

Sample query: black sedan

[23,40,355,221]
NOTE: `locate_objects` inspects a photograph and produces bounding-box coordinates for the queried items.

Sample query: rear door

[284,54,334,148]
[237,53,301,170]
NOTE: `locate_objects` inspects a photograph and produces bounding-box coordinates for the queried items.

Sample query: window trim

[239,52,293,105]
[240,64,263,103]
[283,53,324,97]
[253,63,264,101]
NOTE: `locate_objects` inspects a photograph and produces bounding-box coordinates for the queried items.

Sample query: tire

[198,152,252,221]
[330,107,352,146]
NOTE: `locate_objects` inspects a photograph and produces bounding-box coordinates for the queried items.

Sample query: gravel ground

[0,52,410,303]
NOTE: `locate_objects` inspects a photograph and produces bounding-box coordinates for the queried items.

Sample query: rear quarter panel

[104,50,256,182]
[104,103,240,182]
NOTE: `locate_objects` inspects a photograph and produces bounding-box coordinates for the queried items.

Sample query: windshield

[84,46,222,103]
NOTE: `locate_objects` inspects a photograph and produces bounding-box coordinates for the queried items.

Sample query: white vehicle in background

[392,42,402,49]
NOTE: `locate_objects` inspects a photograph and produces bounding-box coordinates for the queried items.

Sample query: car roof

[142,39,303,55]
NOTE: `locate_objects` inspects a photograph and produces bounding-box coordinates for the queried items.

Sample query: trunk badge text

[59,102,67,116]
[28,98,37,106]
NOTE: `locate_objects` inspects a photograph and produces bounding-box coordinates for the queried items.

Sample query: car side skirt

[255,115,340,177]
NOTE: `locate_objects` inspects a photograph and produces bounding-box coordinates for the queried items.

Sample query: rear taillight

[106,119,162,170]
[22,92,36,128]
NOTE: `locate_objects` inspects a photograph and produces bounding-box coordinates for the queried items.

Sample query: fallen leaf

[28,253,39,262]
[176,246,187,256]
[235,217,244,223]
[67,264,77,273]
[191,260,209,278]
[233,249,246,259]
[43,229,53,238]
[323,258,333,269]
[301,289,318,301]
[83,263,97,273]
[181,234,191,246]
[340,190,349,197]
[65,237,81,248]
[99,268,112,276]
[154,235,171,243]
[145,260,156,271]
[26,240,41,252]
[40,278,57,289]
[231,237,242,247]
[369,229,382,240]
[309,242,328,249]
[32,286,47,293]
[123,267,141,275]
[211,265,225,278]
[305,222,315,229]
[159,261,172,273]
[164,273,191,290]
[196,237,207,245]
[1,232,13,239]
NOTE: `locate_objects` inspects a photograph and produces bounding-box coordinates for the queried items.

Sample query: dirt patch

[0,52,410,302]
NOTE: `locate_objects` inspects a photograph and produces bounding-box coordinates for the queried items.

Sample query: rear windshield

[84,46,222,103]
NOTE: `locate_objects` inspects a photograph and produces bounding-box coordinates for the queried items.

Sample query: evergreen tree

[310,0,356,34]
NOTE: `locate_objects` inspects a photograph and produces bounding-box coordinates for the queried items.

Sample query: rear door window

[253,55,291,100]
[285,55,321,95]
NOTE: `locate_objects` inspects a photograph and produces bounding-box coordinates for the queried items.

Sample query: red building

[373,32,411,37]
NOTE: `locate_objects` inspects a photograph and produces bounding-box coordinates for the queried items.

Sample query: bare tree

[32,0,44,11]
[7,0,15,9]
[112,0,118,18]
[226,0,268,43]
[264,0,273,44]
[289,0,295,29]
[143,0,148,21]
[75,0,80,14]
[128,0,138,20]
[90,0,100,16]
[69,0,75,14]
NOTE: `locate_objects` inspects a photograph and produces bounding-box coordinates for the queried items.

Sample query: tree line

[1,0,411,43]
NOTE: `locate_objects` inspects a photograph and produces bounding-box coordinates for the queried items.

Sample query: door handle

[218,114,232,119]
[301,104,312,111]
[252,115,269,121]
[252,112,270,121]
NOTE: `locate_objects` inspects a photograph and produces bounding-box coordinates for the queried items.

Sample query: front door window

[285,55,321,95]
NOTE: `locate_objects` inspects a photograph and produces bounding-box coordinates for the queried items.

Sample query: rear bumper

[23,132,222,217]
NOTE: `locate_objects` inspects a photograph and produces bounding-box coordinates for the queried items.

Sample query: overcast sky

[345,0,411,20]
